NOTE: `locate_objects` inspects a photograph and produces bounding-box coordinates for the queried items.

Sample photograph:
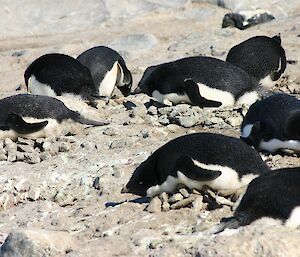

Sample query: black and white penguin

[24,53,100,107]
[121,133,269,197]
[213,167,300,233]
[0,94,107,140]
[240,93,300,153]
[133,56,259,107]
[226,35,286,88]
[77,46,132,97]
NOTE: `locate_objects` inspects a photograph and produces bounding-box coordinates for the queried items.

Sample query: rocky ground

[0,0,300,256]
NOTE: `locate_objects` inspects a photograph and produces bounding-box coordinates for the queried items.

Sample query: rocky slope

[0,1,299,256]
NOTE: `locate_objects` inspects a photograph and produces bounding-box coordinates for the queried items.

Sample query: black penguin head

[121,160,158,197]
[240,121,265,149]
[117,64,133,97]
[133,65,157,96]
[222,13,245,30]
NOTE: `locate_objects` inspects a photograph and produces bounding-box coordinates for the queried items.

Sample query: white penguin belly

[146,160,257,197]
[99,61,119,97]
[285,206,300,228]
[259,75,277,88]
[0,117,81,140]
[28,75,57,97]
[259,138,300,153]
[152,90,191,105]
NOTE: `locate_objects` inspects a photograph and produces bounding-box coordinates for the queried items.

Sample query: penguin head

[240,121,265,149]
[116,61,133,97]
[121,160,158,197]
[133,65,157,95]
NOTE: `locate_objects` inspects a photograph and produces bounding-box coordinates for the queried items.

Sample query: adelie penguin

[133,56,259,107]
[77,46,132,98]
[24,53,101,107]
[121,133,269,197]
[0,94,108,140]
[226,35,286,88]
[212,167,300,233]
[240,93,300,153]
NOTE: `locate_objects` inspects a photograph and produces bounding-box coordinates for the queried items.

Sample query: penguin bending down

[240,93,300,153]
[226,35,286,88]
[0,94,108,140]
[77,46,132,98]
[24,53,101,107]
[121,133,269,197]
[133,56,259,107]
[213,167,300,233]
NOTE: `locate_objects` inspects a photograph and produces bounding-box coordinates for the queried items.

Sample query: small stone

[93,177,101,190]
[132,105,147,118]
[176,116,198,128]
[43,142,59,156]
[28,188,41,201]
[170,195,196,209]
[192,195,204,211]
[7,150,17,162]
[4,138,16,151]
[162,201,170,212]
[179,188,190,198]
[80,142,97,150]
[158,115,170,125]
[17,137,34,146]
[159,192,169,203]
[0,153,7,161]
[14,179,31,192]
[110,139,126,149]
[168,193,184,203]
[145,197,161,213]
[60,136,77,143]
[53,190,75,207]
[39,152,51,161]
[147,106,157,115]
[24,152,41,164]
[225,116,243,127]
[103,127,120,136]
[17,144,33,153]
[16,152,25,161]
[58,142,71,152]
[0,193,14,211]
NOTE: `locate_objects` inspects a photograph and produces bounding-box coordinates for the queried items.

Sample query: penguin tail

[209,212,252,234]
[5,113,48,134]
[70,111,109,127]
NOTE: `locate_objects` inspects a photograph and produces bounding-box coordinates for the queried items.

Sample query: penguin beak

[121,187,129,194]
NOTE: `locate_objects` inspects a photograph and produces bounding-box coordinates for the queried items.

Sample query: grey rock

[24,152,41,164]
[42,142,59,156]
[14,179,31,193]
[162,201,170,212]
[170,195,197,209]
[53,190,75,207]
[192,195,204,211]
[17,144,34,153]
[169,193,184,203]
[0,231,44,257]
[109,139,127,149]
[176,115,198,128]
[145,197,161,213]
[159,192,169,203]
[147,106,158,115]
[17,137,34,146]
[103,127,120,136]
[158,114,170,125]
[179,188,190,198]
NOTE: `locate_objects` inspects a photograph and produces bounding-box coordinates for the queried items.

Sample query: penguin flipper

[6,113,48,134]
[175,155,222,181]
[183,79,222,107]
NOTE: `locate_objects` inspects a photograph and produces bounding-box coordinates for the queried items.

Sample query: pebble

[53,190,75,207]
[168,193,184,203]
[24,152,41,164]
[192,195,204,212]
[145,197,161,213]
[103,127,120,136]
[179,188,190,198]
[0,193,14,211]
[14,179,31,192]
[27,188,41,201]
[110,139,127,149]
[159,192,169,203]
[170,195,197,209]
[161,201,170,212]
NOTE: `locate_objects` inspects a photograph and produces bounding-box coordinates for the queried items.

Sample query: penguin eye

[139,181,144,185]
